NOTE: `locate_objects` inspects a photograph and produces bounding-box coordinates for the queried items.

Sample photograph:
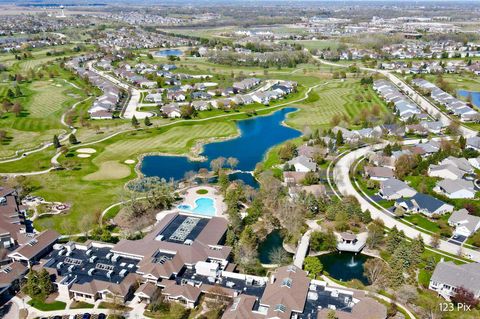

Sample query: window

[274,304,286,313]
[281,278,292,288]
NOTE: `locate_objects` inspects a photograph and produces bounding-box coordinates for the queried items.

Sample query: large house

[395,193,454,217]
[429,261,480,299]
[222,265,386,319]
[364,166,395,181]
[448,209,480,238]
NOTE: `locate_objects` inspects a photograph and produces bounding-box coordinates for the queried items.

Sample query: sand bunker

[77,154,91,158]
[203,82,218,87]
[77,148,97,154]
[124,159,135,164]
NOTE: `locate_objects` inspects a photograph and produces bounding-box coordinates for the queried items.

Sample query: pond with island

[141,107,300,187]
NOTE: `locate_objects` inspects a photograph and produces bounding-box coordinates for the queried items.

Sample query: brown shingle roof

[9,230,59,260]
[261,265,310,319]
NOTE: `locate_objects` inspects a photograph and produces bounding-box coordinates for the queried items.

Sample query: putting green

[83,161,131,181]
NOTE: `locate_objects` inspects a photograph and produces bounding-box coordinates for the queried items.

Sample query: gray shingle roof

[431,261,480,294]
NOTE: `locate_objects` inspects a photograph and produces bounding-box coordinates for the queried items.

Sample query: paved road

[317,58,477,138]
[87,61,153,120]
[333,140,480,262]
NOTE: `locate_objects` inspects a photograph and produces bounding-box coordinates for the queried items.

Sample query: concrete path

[333,141,480,262]
[293,230,311,268]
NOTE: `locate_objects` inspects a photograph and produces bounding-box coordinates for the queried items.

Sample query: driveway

[333,141,480,262]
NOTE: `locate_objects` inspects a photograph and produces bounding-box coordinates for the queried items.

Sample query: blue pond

[458,90,480,108]
[155,49,183,57]
[177,197,216,216]
[318,252,372,284]
[141,108,300,181]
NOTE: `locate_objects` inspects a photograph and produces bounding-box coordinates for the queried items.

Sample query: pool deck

[180,186,227,218]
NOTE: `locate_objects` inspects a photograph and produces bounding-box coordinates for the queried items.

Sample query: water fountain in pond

[347,255,358,268]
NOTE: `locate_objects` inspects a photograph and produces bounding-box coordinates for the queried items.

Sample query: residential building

[395,193,454,217]
[429,261,480,299]
[287,155,317,172]
[448,209,480,237]
[379,178,417,200]
[364,166,395,181]
[434,179,476,199]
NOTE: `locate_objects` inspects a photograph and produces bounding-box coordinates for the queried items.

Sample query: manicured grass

[0,78,86,158]
[70,301,95,309]
[83,161,132,181]
[286,78,392,129]
[403,214,443,233]
[27,299,66,311]
[196,189,208,195]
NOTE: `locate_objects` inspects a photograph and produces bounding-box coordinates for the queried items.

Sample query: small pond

[257,229,292,264]
[155,49,183,57]
[457,90,480,108]
[318,252,372,285]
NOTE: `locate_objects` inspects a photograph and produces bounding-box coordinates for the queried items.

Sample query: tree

[6,88,15,99]
[131,115,139,127]
[430,233,440,248]
[394,206,406,218]
[144,116,151,126]
[15,85,22,97]
[367,220,384,249]
[227,157,239,170]
[459,135,466,150]
[53,135,61,148]
[451,286,479,308]
[210,157,226,173]
[278,142,296,161]
[69,133,78,145]
[310,229,337,252]
[383,144,392,156]
[268,247,290,265]
[363,258,387,287]
[304,256,323,279]
[12,102,22,116]
[336,130,344,145]
[0,130,7,143]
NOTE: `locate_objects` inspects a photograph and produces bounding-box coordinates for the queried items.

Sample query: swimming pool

[177,197,216,216]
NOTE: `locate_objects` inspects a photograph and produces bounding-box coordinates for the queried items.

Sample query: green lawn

[27,299,66,311]
[286,78,392,129]
[0,78,87,158]
[70,301,95,309]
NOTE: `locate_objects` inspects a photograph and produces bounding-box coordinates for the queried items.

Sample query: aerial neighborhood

[2,1,480,319]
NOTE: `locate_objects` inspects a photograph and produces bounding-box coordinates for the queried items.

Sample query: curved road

[317,58,477,138]
[333,140,480,262]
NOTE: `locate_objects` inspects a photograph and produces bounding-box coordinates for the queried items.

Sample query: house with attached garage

[395,193,454,217]
[448,209,480,238]
[286,155,317,172]
[440,157,474,174]
[161,104,181,118]
[379,178,417,200]
[429,261,480,300]
[428,164,466,180]
[467,136,480,151]
[364,166,395,181]
[468,156,480,170]
[434,179,476,199]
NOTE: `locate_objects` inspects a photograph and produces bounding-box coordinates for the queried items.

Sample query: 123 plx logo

[439,302,473,312]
